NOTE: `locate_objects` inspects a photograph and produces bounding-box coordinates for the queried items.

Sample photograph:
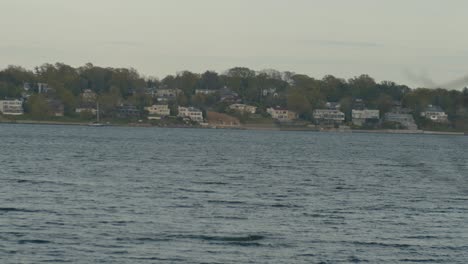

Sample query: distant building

[156,88,181,102]
[195,89,217,95]
[81,89,97,102]
[229,103,257,114]
[75,107,97,115]
[420,105,448,123]
[384,112,418,130]
[267,107,298,121]
[37,83,51,94]
[178,106,203,122]
[144,104,170,117]
[47,99,64,117]
[0,99,24,115]
[23,82,32,91]
[207,111,241,127]
[219,87,241,103]
[116,104,140,118]
[313,109,345,125]
[145,87,157,97]
[353,98,366,110]
[262,88,278,97]
[325,102,341,110]
[352,109,380,126]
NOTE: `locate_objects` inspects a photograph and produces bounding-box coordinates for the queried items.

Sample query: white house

[0,99,24,115]
[352,109,380,126]
[195,89,217,95]
[178,106,204,122]
[421,105,448,123]
[267,107,298,121]
[229,104,257,114]
[75,107,97,115]
[144,104,170,117]
[313,109,345,124]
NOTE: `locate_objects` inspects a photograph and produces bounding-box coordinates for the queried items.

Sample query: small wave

[195,234,265,242]
[352,241,413,249]
[0,207,45,213]
[400,258,440,263]
[194,181,229,185]
[207,200,245,205]
[18,239,51,244]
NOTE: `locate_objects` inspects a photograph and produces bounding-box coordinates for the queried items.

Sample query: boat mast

[97,101,100,123]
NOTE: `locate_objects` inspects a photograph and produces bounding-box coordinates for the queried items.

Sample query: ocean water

[1,124,467,263]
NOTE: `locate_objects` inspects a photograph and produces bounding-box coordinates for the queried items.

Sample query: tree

[26,94,50,119]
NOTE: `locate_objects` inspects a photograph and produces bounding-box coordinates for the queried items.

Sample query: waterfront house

[384,112,418,130]
[178,106,204,122]
[207,111,241,127]
[420,105,448,123]
[382,103,418,130]
[47,99,64,117]
[313,103,345,125]
[75,105,97,115]
[116,104,140,118]
[352,109,380,126]
[144,104,170,118]
[267,107,298,121]
[313,109,345,125]
[0,99,24,115]
[229,103,257,114]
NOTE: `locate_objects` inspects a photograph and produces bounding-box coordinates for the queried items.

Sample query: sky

[1,0,468,89]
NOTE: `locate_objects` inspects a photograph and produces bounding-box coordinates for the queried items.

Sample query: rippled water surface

[1,124,467,263]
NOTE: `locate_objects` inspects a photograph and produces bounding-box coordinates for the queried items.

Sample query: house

[229,103,257,114]
[156,88,181,102]
[46,99,64,117]
[207,111,241,127]
[325,102,341,110]
[382,103,418,130]
[75,107,97,115]
[23,82,32,91]
[145,87,157,97]
[178,106,204,122]
[219,87,241,103]
[195,89,217,95]
[0,99,24,115]
[267,107,298,121]
[384,112,418,130]
[262,88,278,97]
[313,109,345,124]
[144,104,170,118]
[352,109,380,126]
[352,98,366,110]
[116,104,140,118]
[81,89,97,102]
[37,83,51,94]
[421,105,448,123]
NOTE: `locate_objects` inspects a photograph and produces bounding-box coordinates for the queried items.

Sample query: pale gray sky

[1,0,468,88]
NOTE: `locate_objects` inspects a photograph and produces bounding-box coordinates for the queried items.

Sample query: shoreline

[1,119,466,136]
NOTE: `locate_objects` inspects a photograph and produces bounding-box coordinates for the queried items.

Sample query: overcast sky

[1,0,467,88]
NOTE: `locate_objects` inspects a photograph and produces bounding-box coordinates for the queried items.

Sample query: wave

[18,239,51,244]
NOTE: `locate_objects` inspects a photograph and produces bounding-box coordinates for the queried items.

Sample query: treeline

[1,62,467,128]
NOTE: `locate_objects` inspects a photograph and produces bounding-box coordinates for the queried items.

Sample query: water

[1,124,467,263]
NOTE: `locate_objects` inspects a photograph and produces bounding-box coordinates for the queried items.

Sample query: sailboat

[88,102,105,126]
